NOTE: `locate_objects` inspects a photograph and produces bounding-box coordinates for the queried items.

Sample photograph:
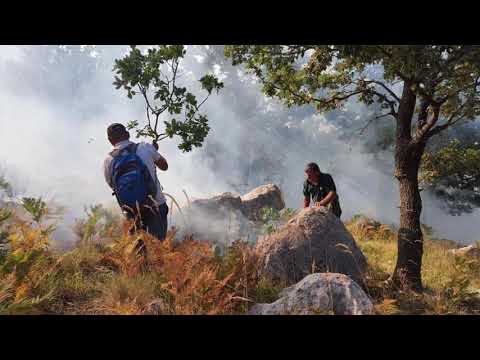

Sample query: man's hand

[155,156,168,171]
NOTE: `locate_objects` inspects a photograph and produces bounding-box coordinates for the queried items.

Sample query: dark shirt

[303,173,342,218]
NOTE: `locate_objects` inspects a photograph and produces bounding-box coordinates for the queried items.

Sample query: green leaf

[112,45,222,151]
[199,74,224,95]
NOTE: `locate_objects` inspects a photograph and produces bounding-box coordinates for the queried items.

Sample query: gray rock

[249,273,374,315]
[448,245,480,258]
[255,206,367,285]
[190,192,243,215]
[241,184,285,220]
[189,184,285,221]
[179,184,285,245]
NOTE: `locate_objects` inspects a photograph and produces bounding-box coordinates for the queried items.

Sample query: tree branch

[357,111,395,135]
[437,75,480,104]
[369,89,398,117]
[415,103,440,142]
[365,80,401,103]
[138,84,156,115]
[425,100,472,138]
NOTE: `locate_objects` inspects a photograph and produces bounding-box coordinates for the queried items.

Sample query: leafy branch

[113,45,224,152]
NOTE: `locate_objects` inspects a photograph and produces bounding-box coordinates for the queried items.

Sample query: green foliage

[226,45,480,125]
[421,139,480,214]
[0,208,11,224]
[0,208,11,259]
[0,176,13,198]
[259,207,296,235]
[2,207,480,315]
[437,255,480,311]
[0,275,52,315]
[21,197,48,224]
[260,207,281,235]
[253,277,282,304]
[226,45,480,288]
[113,45,223,152]
[280,207,297,221]
[73,204,121,245]
[421,139,480,187]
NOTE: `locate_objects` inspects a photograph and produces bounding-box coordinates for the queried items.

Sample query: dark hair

[107,123,129,143]
[305,162,321,174]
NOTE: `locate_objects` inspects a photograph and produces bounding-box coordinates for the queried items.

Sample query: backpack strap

[126,143,138,154]
[109,143,138,158]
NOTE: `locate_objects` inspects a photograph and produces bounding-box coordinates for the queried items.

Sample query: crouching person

[303,162,342,218]
[103,123,169,241]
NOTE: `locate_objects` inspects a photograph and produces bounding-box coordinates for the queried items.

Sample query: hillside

[1,203,479,315]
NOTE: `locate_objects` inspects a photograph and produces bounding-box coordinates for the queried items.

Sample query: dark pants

[129,203,169,241]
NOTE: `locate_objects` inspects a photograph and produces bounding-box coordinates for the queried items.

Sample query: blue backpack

[110,143,157,216]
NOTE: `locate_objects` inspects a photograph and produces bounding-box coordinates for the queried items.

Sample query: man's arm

[148,143,168,171]
[316,174,337,206]
[317,191,336,206]
[303,182,310,208]
[103,158,114,189]
[304,196,310,208]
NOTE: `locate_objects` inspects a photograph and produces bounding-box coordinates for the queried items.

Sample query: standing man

[303,162,342,218]
[103,123,169,241]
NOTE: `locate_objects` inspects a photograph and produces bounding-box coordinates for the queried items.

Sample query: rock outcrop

[448,244,480,258]
[189,192,244,215]
[348,215,394,240]
[188,184,284,221]
[240,184,285,220]
[255,206,367,285]
[249,273,374,315]
[179,184,285,245]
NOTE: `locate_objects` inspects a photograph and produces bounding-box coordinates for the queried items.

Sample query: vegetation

[1,197,479,315]
[420,139,480,214]
[347,216,480,314]
[0,201,284,315]
[259,207,296,235]
[225,45,480,291]
[113,45,224,152]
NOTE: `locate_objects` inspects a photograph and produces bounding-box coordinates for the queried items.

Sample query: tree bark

[391,81,426,291]
[392,147,425,291]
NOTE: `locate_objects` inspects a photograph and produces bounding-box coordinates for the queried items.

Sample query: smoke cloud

[0,45,478,246]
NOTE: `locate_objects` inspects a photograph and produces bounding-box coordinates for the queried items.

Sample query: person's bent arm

[304,196,310,208]
[154,155,168,171]
[148,143,168,171]
[318,191,336,206]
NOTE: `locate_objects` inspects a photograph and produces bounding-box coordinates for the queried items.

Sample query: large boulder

[189,192,243,215]
[249,273,374,315]
[183,192,245,243]
[188,184,285,222]
[241,184,285,220]
[179,184,285,246]
[255,206,367,285]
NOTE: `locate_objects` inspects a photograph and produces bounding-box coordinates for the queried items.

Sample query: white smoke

[0,45,478,246]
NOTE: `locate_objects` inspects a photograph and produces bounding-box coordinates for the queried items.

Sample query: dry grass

[346,216,480,315]
[0,213,281,315]
[1,207,479,315]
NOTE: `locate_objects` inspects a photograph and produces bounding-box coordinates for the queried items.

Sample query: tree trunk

[392,147,425,291]
[391,81,426,291]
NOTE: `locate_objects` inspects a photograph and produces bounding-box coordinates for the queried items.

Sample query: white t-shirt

[103,140,167,205]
